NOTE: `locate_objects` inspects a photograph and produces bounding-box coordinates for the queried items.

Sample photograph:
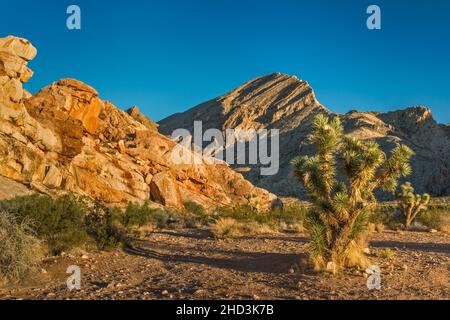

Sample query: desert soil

[0,229,448,300]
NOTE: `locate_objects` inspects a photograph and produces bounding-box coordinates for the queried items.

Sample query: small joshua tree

[396,182,430,228]
[291,114,413,273]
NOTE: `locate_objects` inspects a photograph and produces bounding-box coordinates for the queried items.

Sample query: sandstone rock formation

[125,106,159,132]
[0,35,276,210]
[159,73,450,198]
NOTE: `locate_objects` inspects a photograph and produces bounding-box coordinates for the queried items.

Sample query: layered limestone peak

[159,72,327,135]
[159,75,450,198]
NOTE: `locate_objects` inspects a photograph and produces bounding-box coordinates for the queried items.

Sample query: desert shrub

[210,218,244,238]
[152,210,171,228]
[183,216,201,229]
[84,204,125,250]
[345,240,369,269]
[368,204,400,227]
[375,223,385,233]
[416,208,450,232]
[133,224,155,238]
[218,204,260,221]
[272,204,309,229]
[210,217,279,239]
[396,182,430,228]
[367,222,386,234]
[240,221,276,235]
[291,114,413,273]
[120,202,156,228]
[0,195,132,252]
[120,202,180,229]
[217,203,308,231]
[184,201,308,232]
[288,222,306,233]
[184,201,207,216]
[0,194,89,254]
[0,211,43,283]
[377,248,395,260]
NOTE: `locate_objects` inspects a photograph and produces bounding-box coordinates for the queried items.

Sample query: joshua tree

[396,182,430,228]
[291,114,413,273]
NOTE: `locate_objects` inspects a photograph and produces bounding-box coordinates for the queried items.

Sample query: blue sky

[2,0,449,123]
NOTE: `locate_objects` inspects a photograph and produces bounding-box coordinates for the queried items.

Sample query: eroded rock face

[126,106,159,132]
[0,36,276,210]
[159,73,450,198]
[0,36,36,108]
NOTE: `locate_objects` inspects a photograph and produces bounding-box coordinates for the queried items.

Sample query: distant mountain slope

[159,73,450,198]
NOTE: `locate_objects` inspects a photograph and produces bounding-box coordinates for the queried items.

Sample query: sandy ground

[0,229,448,300]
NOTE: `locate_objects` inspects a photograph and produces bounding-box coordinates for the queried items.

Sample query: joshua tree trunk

[328,214,359,271]
[405,206,414,229]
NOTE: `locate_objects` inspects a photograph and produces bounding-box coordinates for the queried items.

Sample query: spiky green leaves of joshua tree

[291,114,414,273]
[396,182,430,228]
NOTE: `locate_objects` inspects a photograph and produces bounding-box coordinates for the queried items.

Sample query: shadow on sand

[125,238,309,274]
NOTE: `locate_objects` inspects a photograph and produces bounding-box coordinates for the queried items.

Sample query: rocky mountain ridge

[159,73,450,198]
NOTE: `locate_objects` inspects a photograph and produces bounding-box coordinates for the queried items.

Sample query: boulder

[0,36,37,61]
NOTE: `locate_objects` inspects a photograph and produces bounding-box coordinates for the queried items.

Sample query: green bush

[368,202,450,232]
[368,204,402,229]
[0,211,43,283]
[120,202,176,229]
[84,204,124,250]
[416,208,450,232]
[377,248,395,260]
[0,195,130,253]
[184,201,206,216]
[152,210,170,228]
[217,203,308,231]
[185,204,215,226]
[0,194,88,254]
[120,202,156,228]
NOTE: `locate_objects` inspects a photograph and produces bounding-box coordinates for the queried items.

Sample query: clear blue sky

[2,0,449,123]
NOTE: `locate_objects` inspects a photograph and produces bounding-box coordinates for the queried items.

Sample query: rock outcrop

[159,73,450,198]
[0,35,276,210]
[125,106,159,132]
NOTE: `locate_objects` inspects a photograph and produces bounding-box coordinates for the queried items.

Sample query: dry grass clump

[377,248,395,260]
[345,241,369,269]
[288,222,305,233]
[375,223,385,233]
[210,218,243,238]
[210,218,278,239]
[440,222,450,233]
[132,223,156,239]
[241,221,276,235]
[0,211,43,284]
[368,222,385,233]
[416,208,450,233]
